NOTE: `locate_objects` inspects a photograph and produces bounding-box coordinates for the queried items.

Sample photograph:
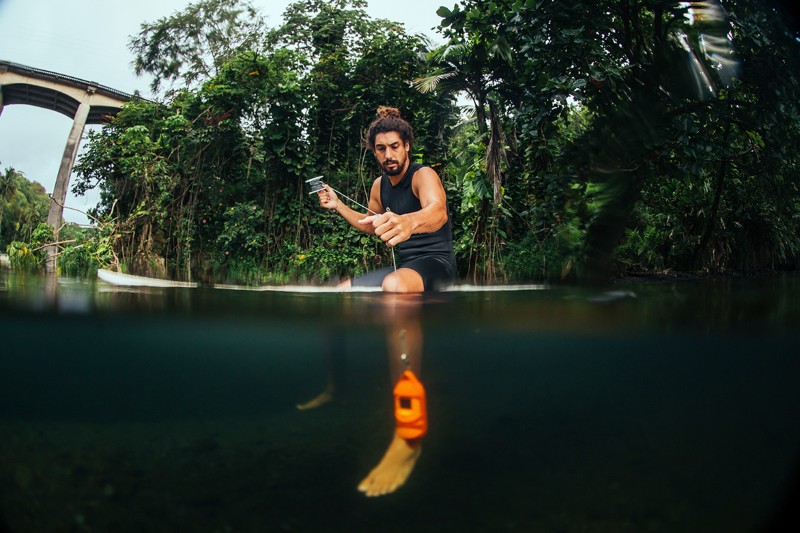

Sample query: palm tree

[1,166,21,247]
[412,38,512,282]
[0,166,17,200]
[412,40,510,205]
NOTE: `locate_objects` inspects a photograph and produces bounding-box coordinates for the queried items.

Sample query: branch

[30,240,78,253]
[48,194,103,226]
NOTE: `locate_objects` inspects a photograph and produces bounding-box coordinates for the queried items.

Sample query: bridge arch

[0,60,136,271]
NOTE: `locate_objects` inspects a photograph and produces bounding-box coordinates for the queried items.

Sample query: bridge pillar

[45,96,92,272]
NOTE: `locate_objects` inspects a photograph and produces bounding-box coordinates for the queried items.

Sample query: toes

[357,476,374,494]
[358,475,400,497]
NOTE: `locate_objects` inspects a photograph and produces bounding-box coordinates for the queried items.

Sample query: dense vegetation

[0,166,50,270]
[4,0,799,284]
[0,166,49,249]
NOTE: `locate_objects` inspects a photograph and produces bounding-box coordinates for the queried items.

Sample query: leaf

[411,70,457,93]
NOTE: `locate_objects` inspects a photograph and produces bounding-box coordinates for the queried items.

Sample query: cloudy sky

[0,0,446,223]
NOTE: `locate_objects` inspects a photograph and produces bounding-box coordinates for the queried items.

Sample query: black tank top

[379,162,455,263]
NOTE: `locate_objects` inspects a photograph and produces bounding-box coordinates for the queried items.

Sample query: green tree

[73,0,800,284]
[618,1,800,274]
[129,0,268,93]
[0,166,50,251]
[429,0,800,282]
[77,1,455,284]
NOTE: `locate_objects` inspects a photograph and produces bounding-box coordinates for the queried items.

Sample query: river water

[1,270,799,532]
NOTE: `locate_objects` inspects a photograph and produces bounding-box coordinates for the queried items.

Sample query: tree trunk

[486,99,505,206]
[693,110,732,270]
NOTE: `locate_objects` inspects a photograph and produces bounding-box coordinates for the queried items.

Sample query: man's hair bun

[377,106,402,119]
[367,106,414,150]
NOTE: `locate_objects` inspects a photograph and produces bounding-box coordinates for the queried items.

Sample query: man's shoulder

[409,161,429,173]
[410,164,440,182]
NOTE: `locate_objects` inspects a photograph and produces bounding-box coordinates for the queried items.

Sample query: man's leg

[358,307,424,496]
[296,330,345,410]
[381,267,424,293]
[346,266,395,289]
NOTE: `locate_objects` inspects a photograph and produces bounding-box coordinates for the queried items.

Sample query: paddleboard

[442,283,546,292]
[214,283,546,293]
[97,269,546,292]
[97,269,199,288]
[214,283,382,293]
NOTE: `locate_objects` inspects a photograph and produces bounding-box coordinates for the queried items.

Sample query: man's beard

[383,158,404,176]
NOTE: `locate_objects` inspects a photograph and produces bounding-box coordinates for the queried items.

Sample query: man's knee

[382,269,424,293]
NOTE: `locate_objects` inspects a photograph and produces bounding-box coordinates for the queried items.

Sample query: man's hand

[317,184,339,210]
[359,211,413,247]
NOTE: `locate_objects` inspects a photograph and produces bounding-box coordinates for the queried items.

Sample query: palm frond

[411,70,457,93]
[430,42,472,63]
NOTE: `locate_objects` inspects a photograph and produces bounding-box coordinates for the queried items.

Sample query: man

[317,106,456,293]
[308,107,453,496]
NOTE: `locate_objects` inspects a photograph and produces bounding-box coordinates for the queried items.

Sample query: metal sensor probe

[305,175,325,195]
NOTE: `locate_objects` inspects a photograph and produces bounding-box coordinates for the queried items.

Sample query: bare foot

[358,433,422,497]
[296,389,334,410]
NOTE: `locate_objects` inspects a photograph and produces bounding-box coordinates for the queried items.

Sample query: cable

[324,184,399,286]
[327,185,378,216]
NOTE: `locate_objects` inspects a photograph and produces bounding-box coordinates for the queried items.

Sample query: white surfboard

[214,283,383,293]
[214,282,546,293]
[97,269,199,288]
[98,269,547,292]
[442,283,547,292]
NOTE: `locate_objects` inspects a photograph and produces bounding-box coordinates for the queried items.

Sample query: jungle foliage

[1,165,51,269]
[28,0,799,283]
[71,0,456,283]
[0,165,111,274]
[428,0,800,281]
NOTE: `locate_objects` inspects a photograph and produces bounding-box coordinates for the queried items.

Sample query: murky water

[1,270,799,532]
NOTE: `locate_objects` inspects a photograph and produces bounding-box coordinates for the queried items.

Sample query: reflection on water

[1,270,799,531]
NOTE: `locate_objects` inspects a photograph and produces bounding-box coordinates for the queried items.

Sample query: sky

[0,0,447,223]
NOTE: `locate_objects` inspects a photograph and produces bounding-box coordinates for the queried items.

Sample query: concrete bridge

[0,59,136,270]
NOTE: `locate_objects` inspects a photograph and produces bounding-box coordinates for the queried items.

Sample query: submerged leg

[297,330,345,410]
[358,315,424,496]
[295,383,335,410]
[358,434,422,497]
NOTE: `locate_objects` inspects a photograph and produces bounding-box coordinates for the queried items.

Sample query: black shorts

[351,254,456,291]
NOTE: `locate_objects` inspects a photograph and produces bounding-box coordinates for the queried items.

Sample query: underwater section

[1,271,799,531]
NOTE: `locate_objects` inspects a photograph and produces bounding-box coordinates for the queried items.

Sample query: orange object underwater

[393,369,428,440]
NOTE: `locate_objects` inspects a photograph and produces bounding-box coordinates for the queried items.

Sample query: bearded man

[318,106,456,292]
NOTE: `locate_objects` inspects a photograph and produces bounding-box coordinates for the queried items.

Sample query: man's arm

[362,167,448,247]
[318,179,383,235]
[407,166,449,233]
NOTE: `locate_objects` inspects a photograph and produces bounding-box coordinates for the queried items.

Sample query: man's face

[374,131,409,177]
